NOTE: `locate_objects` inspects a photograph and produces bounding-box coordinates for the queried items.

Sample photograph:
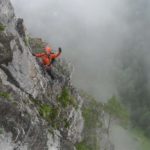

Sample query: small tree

[104,96,129,135]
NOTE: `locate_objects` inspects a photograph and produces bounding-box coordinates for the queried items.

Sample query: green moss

[31,98,59,128]
[39,104,58,122]
[39,104,52,119]
[58,87,77,108]
[0,24,5,32]
[0,92,10,99]
[31,90,76,130]
[76,141,90,150]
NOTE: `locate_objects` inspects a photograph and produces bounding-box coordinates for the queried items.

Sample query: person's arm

[51,47,62,59]
[33,52,45,57]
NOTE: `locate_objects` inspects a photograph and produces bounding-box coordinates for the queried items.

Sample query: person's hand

[58,47,62,53]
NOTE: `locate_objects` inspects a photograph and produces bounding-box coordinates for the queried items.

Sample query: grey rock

[0,32,13,65]
[0,0,84,150]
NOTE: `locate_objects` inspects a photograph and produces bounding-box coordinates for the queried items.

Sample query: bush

[58,87,77,108]
[39,104,58,124]
[76,141,90,150]
[104,96,129,123]
[80,92,102,150]
[31,98,59,128]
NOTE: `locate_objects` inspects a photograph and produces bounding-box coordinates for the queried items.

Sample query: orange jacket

[35,51,61,66]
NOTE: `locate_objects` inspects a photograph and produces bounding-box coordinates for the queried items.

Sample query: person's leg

[39,62,46,75]
[51,59,56,65]
[46,66,55,80]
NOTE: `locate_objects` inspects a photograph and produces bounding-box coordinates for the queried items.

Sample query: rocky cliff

[0,0,114,150]
[0,0,83,149]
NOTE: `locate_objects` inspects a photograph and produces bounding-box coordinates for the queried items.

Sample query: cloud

[10,0,144,101]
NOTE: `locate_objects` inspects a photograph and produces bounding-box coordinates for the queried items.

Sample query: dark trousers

[46,67,55,80]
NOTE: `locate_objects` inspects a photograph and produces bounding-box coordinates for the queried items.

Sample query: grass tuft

[0,24,6,32]
[58,87,77,108]
[0,92,10,99]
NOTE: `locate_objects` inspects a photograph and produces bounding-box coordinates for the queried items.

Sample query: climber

[32,47,62,80]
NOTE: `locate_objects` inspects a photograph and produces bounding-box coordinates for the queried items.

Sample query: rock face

[78,93,114,150]
[0,1,115,150]
[0,0,84,149]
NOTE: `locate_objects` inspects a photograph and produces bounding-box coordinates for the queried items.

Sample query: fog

[10,0,150,150]
[110,125,140,150]
[10,0,130,101]
[10,0,150,101]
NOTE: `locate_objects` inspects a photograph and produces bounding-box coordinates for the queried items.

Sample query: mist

[10,0,150,150]
[10,0,150,101]
[10,0,130,101]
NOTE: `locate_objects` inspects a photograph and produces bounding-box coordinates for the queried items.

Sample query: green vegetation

[39,104,59,127]
[77,94,129,150]
[82,100,101,150]
[131,128,150,150]
[0,23,5,32]
[83,101,102,129]
[104,96,129,134]
[78,92,102,150]
[0,92,10,99]
[24,36,29,46]
[116,48,150,137]
[76,141,90,150]
[58,87,77,108]
[28,37,47,53]
[31,88,76,130]
[105,96,129,121]
[39,104,56,120]
[31,99,60,128]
